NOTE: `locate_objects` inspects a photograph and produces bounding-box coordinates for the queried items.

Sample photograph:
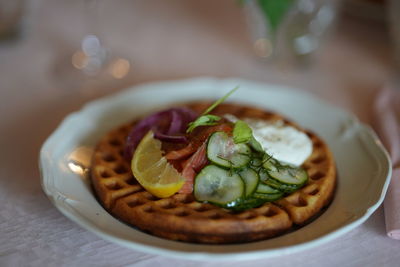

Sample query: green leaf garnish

[202,86,239,116]
[186,86,239,133]
[232,120,264,153]
[233,120,252,144]
[186,114,221,133]
[249,136,264,153]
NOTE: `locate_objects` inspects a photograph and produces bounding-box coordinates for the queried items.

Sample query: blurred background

[1,0,396,124]
[1,2,396,92]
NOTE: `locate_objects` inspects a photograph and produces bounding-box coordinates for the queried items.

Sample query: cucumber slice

[223,197,266,211]
[194,165,244,205]
[262,155,278,172]
[264,166,308,193]
[264,178,299,193]
[253,192,283,201]
[207,131,251,169]
[250,157,263,168]
[258,169,269,182]
[256,183,281,194]
[268,166,308,186]
[254,183,284,201]
[261,153,308,193]
[239,168,259,197]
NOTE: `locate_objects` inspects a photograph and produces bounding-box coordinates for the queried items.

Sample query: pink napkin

[373,85,400,239]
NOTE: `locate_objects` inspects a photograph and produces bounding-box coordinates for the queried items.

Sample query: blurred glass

[51,0,132,93]
[0,0,24,41]
[244,0,339,65]
[71,0,130,78]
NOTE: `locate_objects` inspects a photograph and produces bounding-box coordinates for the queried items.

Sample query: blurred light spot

[109,58,130,79]
[71,50,88,70]
[68,161,85,175]
[67,146,93,177]
[298,0,315,14]
[254,38,273,58]
[82,35,102,56]
[317,6,334,28]
[294,34,317,55]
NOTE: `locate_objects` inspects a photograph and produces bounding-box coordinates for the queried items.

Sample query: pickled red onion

[124,107,197,160]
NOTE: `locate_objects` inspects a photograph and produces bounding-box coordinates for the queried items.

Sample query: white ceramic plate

[40,77,391,261]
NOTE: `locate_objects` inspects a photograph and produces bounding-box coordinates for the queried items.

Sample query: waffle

[90,102,336,243]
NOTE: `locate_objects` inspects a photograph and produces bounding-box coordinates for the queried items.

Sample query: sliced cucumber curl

[207,131,251,169]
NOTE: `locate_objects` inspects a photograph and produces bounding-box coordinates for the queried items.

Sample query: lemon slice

[131,131,185,198]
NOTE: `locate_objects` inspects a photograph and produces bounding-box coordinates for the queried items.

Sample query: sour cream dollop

[224,115,313,166]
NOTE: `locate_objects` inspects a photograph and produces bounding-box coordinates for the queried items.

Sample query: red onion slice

[124,107,198,160]
[154,132,188,143]
[167,109,183,135]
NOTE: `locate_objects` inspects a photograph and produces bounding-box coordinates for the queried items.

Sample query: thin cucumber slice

[253,192,284,201]
[223,197,266,211]
[268,166,308,187]
[264,176,302,193]
[259,152,309,193]
[207,131,251,169]
[250,157,263,168]
[194,165,244,205]
[239,168,259,197]
[262,155,278,172]
[256,183,281,194]
[259,169,269,182]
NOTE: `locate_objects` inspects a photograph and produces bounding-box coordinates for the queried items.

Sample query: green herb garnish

[249,136,264,153]
[186,114,221,133]
[186,86,239,133]
[233,120,252,144]
[232,120,264,153]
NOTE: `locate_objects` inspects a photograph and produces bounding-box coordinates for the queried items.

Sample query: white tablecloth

[1,0,399,266]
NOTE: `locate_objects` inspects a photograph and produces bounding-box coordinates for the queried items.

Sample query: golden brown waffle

[90,102,336,243]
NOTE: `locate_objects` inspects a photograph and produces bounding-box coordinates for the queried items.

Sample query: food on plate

[90,89,336,244]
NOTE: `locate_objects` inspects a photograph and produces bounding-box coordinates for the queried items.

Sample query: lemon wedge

[131,131,185,198]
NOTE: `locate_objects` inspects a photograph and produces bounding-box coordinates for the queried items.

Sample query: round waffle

[90,102,336,244]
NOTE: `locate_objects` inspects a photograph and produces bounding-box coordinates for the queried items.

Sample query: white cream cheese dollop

[224,114,313,166]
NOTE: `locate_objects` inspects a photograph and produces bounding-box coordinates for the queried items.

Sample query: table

[1,0,399,266]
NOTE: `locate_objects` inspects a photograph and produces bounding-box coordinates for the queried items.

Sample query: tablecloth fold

[373,85,400,239]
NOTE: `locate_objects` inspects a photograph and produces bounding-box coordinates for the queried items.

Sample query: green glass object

[257,0,294,34]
